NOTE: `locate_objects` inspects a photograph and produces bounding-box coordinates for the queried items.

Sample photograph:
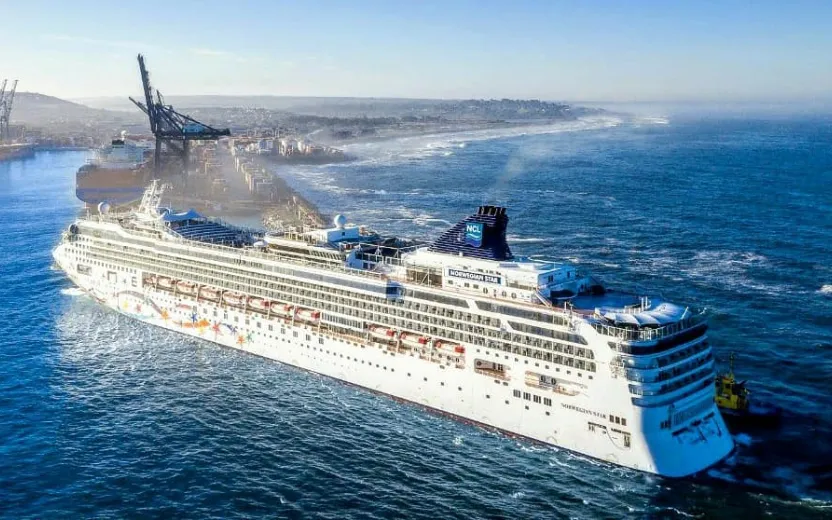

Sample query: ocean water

[1,115,831,519]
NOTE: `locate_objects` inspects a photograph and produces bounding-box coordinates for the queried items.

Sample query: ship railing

[160,236,390,282]
[617,296,653,314]
[590,311,707,343]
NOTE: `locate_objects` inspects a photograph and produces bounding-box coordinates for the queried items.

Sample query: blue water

[1,115,831,519]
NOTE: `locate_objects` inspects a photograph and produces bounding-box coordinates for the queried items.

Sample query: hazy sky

[4,0,831,102]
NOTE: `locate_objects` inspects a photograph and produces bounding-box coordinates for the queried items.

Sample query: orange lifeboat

[223,292,246,307]
[369,326,397,341]
[296,308,321,323]
[176,281,196,295]
[248,297,269,311]
[435,340,465,354]
[269,303,294,317]
[400,332,429,348]
[157,277,174,289]
[199,286,220,301]
[143,274,157,286]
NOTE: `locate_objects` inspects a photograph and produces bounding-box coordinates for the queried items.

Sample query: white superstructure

[52,182,734,477]
[88,136,151,170]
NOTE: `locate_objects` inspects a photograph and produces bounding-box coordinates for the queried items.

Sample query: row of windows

[88,233,578,342]
[478,348,596,377]
[628,364,714,397]
[609,414,627,427]
[625,350,712,384]
[476,300,569,326]
[91,250,595,377]
[82,238,595,370]
[512,389,553,407]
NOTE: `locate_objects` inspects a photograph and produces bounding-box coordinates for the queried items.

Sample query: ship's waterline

[52,181,733,477]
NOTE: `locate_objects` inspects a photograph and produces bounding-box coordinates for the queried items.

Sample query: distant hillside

[13,92,144,126]
[76,95,604,121]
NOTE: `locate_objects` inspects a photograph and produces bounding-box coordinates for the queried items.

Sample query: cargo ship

[75,135,152,207]
[0,143,35,162]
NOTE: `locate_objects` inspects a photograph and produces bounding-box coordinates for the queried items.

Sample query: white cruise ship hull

[54,244,734,477]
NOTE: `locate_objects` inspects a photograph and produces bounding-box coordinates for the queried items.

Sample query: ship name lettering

[561,403,607,419]
[447,269,501,285]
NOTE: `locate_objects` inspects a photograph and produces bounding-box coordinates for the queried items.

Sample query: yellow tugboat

[715,353,781,430]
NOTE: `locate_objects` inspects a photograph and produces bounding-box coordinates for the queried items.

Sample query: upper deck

[80,182,705,344]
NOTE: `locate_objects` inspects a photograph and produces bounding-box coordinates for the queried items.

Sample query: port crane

[129,54,230,178]
[0,79,18,142]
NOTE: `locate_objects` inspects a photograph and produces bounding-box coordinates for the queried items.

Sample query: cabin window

[513,390,521,398]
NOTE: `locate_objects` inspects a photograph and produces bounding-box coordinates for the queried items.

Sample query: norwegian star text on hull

[53,182,734,477]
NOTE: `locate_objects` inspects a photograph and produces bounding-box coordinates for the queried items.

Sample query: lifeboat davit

[400,332,429,348]
[176,281,196,295]
[435,340,465,354]
[249,297,269,311]
[199,286,220,301]
[296,308,321,323]
[157,277,174,289]
[223,292,246,307]
[269,303,294,317]
[369,326,397,341]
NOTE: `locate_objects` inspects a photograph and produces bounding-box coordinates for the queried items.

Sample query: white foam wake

[340,115,626,167]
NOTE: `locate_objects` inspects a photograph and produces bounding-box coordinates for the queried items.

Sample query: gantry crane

[0,79,18,142]
[129,54,230,178]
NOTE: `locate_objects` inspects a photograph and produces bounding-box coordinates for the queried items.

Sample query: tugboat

[715,353,782,430]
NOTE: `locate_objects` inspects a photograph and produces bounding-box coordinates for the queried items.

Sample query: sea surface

[1,114,831,519]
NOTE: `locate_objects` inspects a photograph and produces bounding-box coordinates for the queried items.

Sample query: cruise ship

[76,135,152,207]
[52,181,734,477]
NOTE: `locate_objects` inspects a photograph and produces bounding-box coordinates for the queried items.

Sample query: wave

[338,116,625,168]
[819,284,832,295]
[506,234,554,244]
[60,287,86,297]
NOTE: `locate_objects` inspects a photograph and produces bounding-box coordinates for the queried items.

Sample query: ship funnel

[429,206,513,261]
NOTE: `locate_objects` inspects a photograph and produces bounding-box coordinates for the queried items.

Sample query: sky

[3,0,832,103]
